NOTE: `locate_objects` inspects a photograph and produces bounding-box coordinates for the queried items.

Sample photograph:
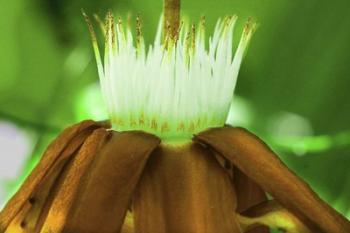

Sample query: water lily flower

[1,5,349,233]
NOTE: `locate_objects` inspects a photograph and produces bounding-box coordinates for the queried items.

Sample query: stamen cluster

[85,12,256,140]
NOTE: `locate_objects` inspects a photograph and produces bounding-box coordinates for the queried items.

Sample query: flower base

[1,120,349,233]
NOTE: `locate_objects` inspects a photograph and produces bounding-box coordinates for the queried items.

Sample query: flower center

[85,12,256,140]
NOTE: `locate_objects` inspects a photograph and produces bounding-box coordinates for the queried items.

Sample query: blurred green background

[0,0,349,224]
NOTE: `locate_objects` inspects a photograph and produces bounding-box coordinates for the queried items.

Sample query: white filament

[89,13,256,139]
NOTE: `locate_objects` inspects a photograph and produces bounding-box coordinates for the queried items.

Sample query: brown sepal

[233,168,269,233]
[133,141,242,233]
[38,128,110,233]
[239,200,312,233]
[120,211,135,233]
[194,126,350,233]
[0,120,105,232]
[60,130,160,233]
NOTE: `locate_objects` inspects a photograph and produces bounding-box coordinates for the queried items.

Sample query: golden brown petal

[233,168,269,233]
[233,168,267,214]
[59,130,160,233]
[0,120,104,232]
[238,200,311,233]
[121,211,135,233]
[4,156,67,233]
[133,141,242,233]
[38,128,110,232]
[194,126,350,233]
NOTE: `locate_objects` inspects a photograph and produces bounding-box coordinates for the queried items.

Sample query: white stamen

[88,13,256,140]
